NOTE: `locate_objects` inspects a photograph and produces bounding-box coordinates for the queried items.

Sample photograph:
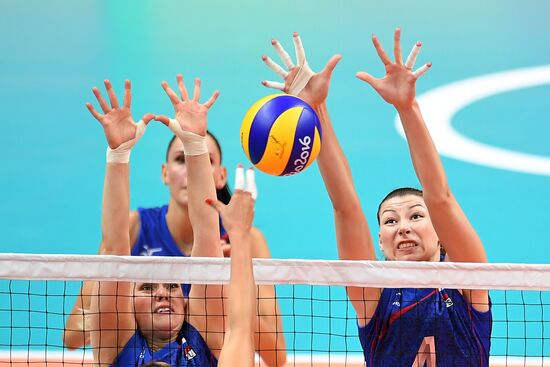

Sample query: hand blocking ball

[240,94,322,176]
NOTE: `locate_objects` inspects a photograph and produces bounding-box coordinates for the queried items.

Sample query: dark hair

[166,131,232,205]
[376,187,423,224]
[377,187,446,257]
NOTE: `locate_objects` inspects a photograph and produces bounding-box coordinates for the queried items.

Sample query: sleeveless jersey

[113,322,218,367]
[132,206,186,258]
[132,206,229,297]
[358,287,491,366]
[133,206,229,256]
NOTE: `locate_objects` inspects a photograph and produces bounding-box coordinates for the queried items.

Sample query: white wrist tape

[106,120,146,163]
[167,118,208,156]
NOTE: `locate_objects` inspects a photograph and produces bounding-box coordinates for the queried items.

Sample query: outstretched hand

[206,165,257,238]
[261,32,341,108]
[356,28,431,110]
[86,80,153,149]
[155,74,219,137]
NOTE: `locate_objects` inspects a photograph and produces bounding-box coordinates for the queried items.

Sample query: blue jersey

[132,206,228,297]
[113,321,218,367]
[132,206,191,296]
[133,206,186,258]
[358,288,491,367]
[132,206,229,256]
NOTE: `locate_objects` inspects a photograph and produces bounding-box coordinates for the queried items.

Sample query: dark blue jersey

[113,322,218,367]
[133,206,186,258]
[132,206,228,297]
[132,206,229,256]
[132,206,190,296]
[358,287,491,366]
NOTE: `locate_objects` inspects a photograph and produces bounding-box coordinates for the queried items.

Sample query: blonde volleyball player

[261,30,491,366]
[87,76,226,366]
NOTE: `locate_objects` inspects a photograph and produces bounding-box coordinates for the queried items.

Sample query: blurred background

[1,0,549,358]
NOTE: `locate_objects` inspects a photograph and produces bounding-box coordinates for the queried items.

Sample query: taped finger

[293,33,307,66]
[262,55,288,78]
[167,117,184,137]
[234,165,245,191]
[413,62,432,79]
[245,168,257,200]
[262,80,285,91]
[134,119,146,139]
[272,39,295,69]
[405,42,422,69]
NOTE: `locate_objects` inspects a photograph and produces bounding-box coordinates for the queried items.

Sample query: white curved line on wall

[395,65,550,176]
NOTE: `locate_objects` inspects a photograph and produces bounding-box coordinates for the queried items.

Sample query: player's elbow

[62,329,86,350]
[423,188,453,208]
[332,194,363,217]
[98,236,130,256]
[276,349,288,366]
[261,348,287,367]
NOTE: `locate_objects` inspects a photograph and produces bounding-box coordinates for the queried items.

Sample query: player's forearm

[186,153,220,257]
[315,103,361,213]
[227,231,255,332]
[63,280,95,348]
[315,103,375,261]
[101,163,130,255]
[397,102,450,202]
[63,311,89,349]
[256,298,287,367]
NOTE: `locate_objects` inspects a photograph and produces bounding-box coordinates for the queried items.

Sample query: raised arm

[64,193,142,349]
[247,227,287,367]
[85,80,153,364]
[209,166,257,367]
[357,28,488,309]
[156,75,221,257]
[261,34,379,324]
[155,75,226,354]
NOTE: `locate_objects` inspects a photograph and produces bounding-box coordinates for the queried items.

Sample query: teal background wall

[1,0,549,358]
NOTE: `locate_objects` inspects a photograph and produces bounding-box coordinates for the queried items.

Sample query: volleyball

[240,94,322,176]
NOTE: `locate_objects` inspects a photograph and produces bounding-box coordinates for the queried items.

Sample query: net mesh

[1,253,549,366]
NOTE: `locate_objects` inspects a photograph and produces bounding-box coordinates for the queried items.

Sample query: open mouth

[397,241,418,250]
[154,306,174,314]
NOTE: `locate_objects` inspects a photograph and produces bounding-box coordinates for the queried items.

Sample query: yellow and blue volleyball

[240,94,322,176]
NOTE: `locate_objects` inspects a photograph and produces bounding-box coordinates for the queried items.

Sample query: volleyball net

[0,253,549,366]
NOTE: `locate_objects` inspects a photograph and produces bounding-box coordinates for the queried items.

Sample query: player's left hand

[261,32,341,108]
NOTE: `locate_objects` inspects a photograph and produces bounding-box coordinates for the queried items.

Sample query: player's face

[162,136,227,206]
[133,283,186,340]
[378,195,440,261]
